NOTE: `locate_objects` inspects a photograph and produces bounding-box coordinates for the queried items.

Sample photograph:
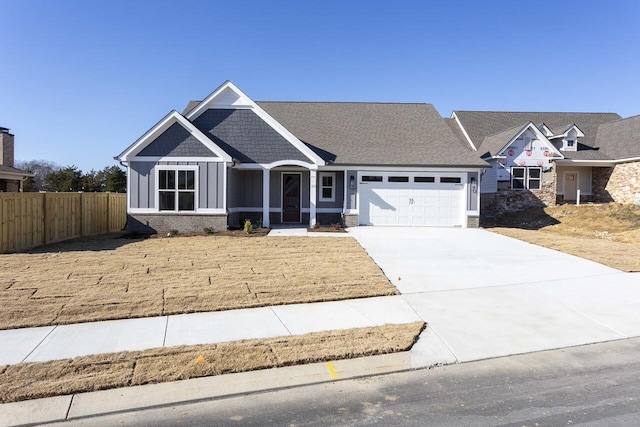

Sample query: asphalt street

[48,337,640,427]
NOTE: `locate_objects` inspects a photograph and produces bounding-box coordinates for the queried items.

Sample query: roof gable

[116,111,232,162]
[185,81,324,166]
[494,122,562,159]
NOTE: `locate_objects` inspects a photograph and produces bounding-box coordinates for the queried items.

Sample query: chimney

[0,127,14,167]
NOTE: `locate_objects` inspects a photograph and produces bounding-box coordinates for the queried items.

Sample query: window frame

[511,166,542,191]
[156,165,198,212]
[527,167,542,190]
[318,172,336,202]
[511,167,526,190]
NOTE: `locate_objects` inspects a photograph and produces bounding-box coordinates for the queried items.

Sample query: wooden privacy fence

[0,192,127,253]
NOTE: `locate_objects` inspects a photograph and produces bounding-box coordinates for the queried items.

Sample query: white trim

[262,169,270,228]
[117,110,232,162]
[126,165,131,211]
[451,112,477,151]
[555,159,615,166]
[309,169,317,227]
[265,160,318,170]
[281,172,302,223]
[344,209,358,215]
[343,171,348,214]
[222,162,227,211]
[128,208,159,214]
[128,208,226,215]
[228,207,263,213]
[304,208,342,213]
[320,165,484,172]
[129,156,223,163]
[185,81,324,166]
[234,160,317,170]
[318,172,336,202]
[614,156,640,164]
[496,122,563,159]
[559,124,585,138]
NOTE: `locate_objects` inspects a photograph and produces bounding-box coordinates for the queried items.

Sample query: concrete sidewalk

[0,295,438,366]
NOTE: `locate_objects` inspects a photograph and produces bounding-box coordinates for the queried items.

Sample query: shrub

[203,227,214,234]
[243,219,254,234]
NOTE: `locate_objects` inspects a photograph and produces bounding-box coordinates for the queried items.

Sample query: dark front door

[282,173,301,223]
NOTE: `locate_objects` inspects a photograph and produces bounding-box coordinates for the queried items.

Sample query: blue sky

[1,0,639,172]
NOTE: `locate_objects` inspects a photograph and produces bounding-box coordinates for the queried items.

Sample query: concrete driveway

[349,227,640,364]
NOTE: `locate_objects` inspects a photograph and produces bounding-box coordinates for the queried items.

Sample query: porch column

[262,169,270,228]
[309,169,317,227]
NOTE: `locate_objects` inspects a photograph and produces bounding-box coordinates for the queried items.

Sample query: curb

[0,352,416,427]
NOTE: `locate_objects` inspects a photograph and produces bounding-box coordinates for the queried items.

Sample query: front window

[511,167,542,190]
[528,168,541,190]
[511,167,525,190]
[319,172,335,202]
[159,169,195,211]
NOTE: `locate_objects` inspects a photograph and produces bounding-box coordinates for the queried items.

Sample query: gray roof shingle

[192,109,311,164]
[257,102,487,167]
[454,111,622,160]
[595,115,640,160]
[137,122,217,157]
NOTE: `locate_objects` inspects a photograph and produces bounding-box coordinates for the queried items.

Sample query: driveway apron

[349,227,640,363]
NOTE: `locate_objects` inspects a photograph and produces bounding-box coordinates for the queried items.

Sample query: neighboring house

[450,112,640,214]
[0,127,33,192]
[115,81,487,233]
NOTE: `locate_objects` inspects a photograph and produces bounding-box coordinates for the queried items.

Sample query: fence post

[41,192,48,246]
[106,192,111,232]
[79,191,85,237]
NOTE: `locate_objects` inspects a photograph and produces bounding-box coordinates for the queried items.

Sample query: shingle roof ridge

[598,113,640,125]
[454,110,620,115]
[257,101,432,106]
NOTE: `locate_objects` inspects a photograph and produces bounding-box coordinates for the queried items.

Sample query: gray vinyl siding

[481,160,498,193]
[137,122,217,157]
[129,161,223,210]
[228,169,262,209]
[317,171,344,209]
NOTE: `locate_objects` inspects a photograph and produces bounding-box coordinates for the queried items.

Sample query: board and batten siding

[227,169,262,209]
[129,161,224,210]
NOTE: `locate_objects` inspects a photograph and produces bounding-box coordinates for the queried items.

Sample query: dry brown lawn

[0,235,396,330]
[485,204,640,272]
[0,322,424,403]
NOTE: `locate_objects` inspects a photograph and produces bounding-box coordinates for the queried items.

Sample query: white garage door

[358,172,465,227]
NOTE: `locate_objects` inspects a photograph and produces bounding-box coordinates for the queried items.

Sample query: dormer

[559,124,584,152]
[538,123,554,137]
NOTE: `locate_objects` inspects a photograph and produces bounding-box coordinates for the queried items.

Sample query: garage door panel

[359,174,465,227]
